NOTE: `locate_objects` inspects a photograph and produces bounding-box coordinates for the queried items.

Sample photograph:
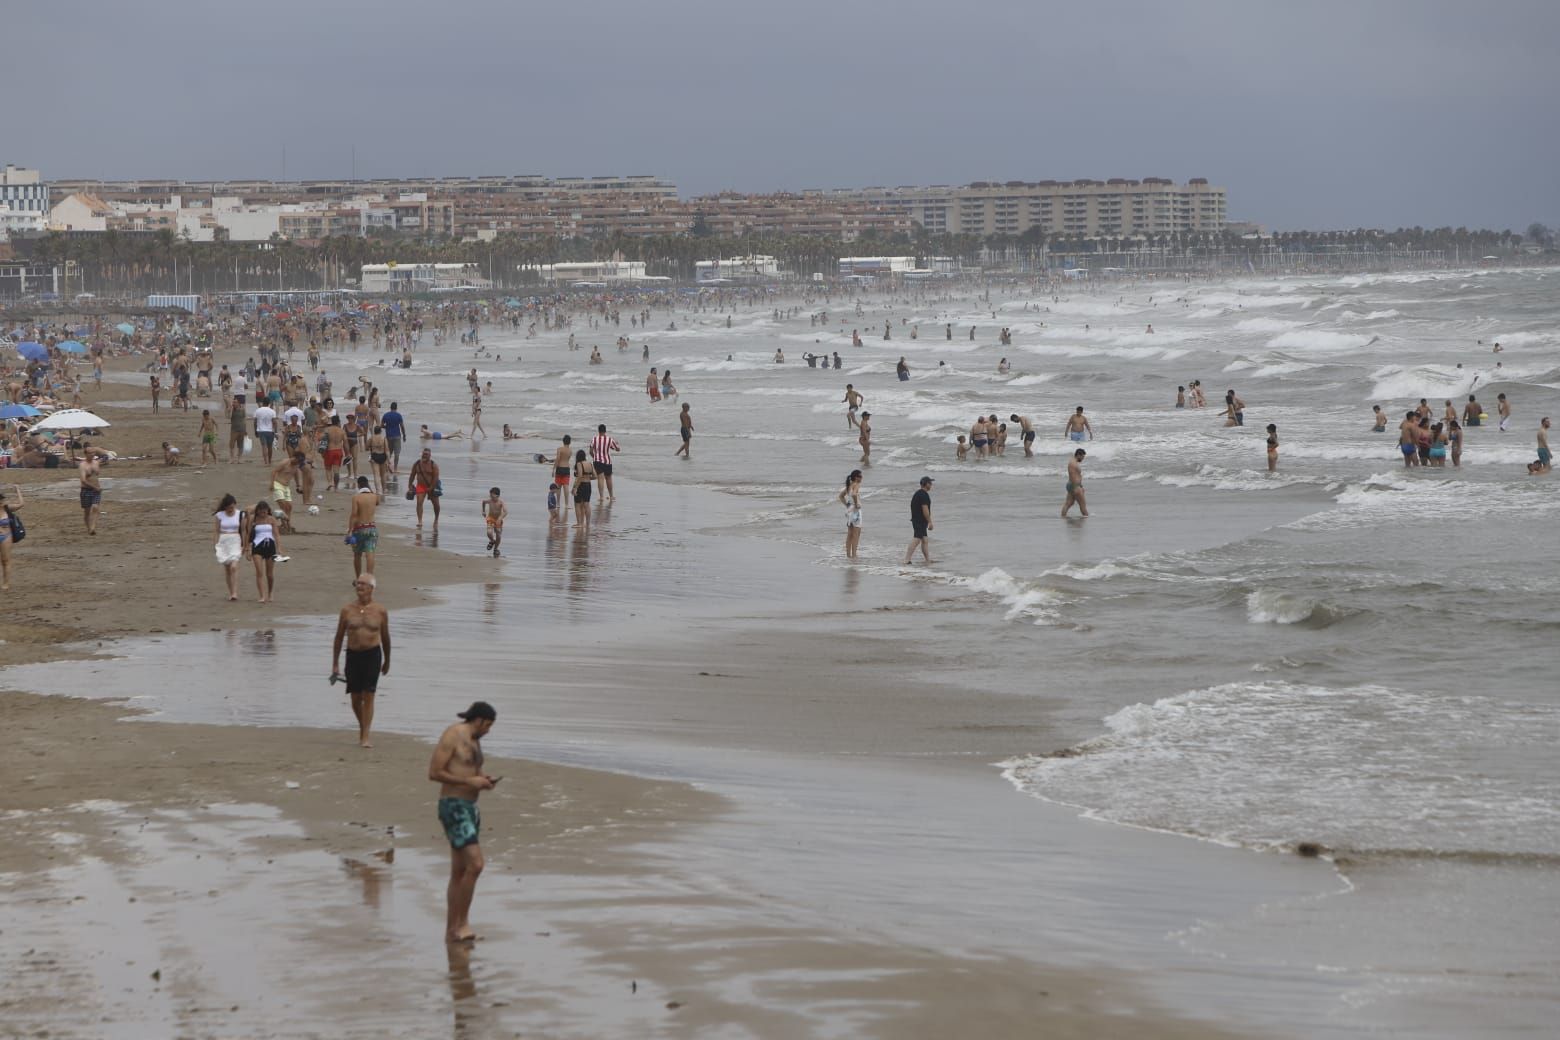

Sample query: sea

[16,265,1560,1036]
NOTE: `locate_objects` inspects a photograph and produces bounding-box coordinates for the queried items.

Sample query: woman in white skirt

[213,494,244,601]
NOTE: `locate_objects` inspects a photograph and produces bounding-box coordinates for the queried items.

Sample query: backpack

[6,507,24,543]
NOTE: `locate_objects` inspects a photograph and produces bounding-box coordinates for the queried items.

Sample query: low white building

[0,203,46,239]
[518,260,649,284]
[49,192,114,232]
[360,262,485,293]
[837,256,957,277]
[695,255,779,282]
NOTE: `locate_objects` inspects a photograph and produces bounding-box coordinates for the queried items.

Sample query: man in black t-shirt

[904,476,934,565]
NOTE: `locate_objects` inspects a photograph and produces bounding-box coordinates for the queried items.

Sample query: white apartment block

[823,178,1226,238]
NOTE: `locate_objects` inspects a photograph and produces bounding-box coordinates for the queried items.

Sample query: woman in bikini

[572,449,595,530]
[365,425,391,493]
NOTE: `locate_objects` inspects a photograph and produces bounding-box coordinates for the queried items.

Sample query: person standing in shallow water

[429,701,499,945]
[331,574,391,748]
[1061,449,1089,518]
[904,476,933,565]
[1266,424,1279,472]
[675,403,693,458]
[839,470,863,559]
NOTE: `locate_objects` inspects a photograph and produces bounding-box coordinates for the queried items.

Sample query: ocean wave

[1266,329,1377,352]
[1000,681,1560,858]
[963,567,1066,625]
[1368,364,1477,401]
[1243,588,1347,625]
[1233,317,1305,333]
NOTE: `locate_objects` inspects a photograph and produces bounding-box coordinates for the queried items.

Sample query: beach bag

[7,508,24,543]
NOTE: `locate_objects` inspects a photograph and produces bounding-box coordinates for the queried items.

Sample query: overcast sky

[11,0,1557,230]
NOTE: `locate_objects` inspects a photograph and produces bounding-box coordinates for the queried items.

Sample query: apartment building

[1,165,49,216]
[823,178,1226,238]
[50,174,677,206]
[693,193,912,241]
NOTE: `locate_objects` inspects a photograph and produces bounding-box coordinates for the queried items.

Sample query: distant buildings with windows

[817,178,1227,239]
[1,165,49,215]
[359,262,486,293]
[30,167,1227,244]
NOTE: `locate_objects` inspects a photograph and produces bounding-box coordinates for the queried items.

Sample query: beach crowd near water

[3,262,1559,1034]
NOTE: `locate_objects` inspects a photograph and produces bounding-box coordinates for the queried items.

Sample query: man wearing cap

[331,574,391,747]
[904,476,934,565]
[429,702,499,944]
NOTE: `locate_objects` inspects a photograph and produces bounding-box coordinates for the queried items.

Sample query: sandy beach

[0,335,1258,1037]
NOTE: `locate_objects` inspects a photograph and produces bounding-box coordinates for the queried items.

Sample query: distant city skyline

[9,0,1557,231]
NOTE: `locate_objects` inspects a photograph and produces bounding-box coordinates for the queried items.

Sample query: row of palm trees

[15,223,1533,295]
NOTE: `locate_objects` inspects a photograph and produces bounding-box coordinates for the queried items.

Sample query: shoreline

[3,331,1265,1037]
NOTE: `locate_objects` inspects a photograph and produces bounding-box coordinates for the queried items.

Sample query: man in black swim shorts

[331,574,391,748]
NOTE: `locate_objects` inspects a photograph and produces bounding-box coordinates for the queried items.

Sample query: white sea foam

[963,567,1065,625]
[1245,588,1320,624]
[1265,329,1376,352]
[1001,681,1560,856]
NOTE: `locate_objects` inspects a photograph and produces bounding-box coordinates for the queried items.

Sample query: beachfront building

[518,260,650,284]
[48,193,115,232]
[819,178,1227,238]
[694,256,781,283]
[1,165,49,217]
[0,204,47,239]
[360,262,485,293]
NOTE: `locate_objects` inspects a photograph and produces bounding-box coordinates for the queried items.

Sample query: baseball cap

[919,476,935,487]
[457,701,497,722]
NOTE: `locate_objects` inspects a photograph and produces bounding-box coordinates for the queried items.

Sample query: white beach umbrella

[31,409,111,431]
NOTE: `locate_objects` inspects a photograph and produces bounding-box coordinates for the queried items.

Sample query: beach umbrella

[15,341,47,361]
[115,322,137,335]
[0,403,42,419]
[322,310,339,319]
[58,339,88,353]
[32,408,111,432]
[312,305,332,314]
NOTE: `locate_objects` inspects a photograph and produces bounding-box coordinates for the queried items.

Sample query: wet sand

[2,348,1258,1036]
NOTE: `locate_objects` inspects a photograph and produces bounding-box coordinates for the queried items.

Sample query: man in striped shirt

[590,424,622,501]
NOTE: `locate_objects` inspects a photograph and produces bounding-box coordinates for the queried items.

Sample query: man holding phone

[428,702,499,944]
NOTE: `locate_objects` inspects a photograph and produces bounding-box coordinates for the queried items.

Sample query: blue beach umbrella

[58,339,88,353]
[0,403,42,419]
[15,341,47,361]
[116,322,137,335]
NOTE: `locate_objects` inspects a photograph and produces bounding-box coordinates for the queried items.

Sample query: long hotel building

[817,178,1226,238]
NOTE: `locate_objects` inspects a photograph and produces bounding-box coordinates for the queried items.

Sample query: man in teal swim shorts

[429,701,499,943]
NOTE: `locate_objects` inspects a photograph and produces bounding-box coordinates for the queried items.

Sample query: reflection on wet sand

[445,941,489,1039]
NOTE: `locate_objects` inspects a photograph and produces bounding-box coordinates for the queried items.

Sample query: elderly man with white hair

[331,573,392,748]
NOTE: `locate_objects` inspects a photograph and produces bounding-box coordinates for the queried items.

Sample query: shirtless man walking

[843,384,863,428]
[409,448,442,528]
[428,702,499,944]
[1010,413,1036,457]
[330,574,391,748]
[675,404,693,458]
[858,410,872,464]
[347,475,382,576]
[1061,448,1089,518]
[1064,406,1093,443]
[71,452,102,535]
[269,453,302,532]
[321,416,348,491]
